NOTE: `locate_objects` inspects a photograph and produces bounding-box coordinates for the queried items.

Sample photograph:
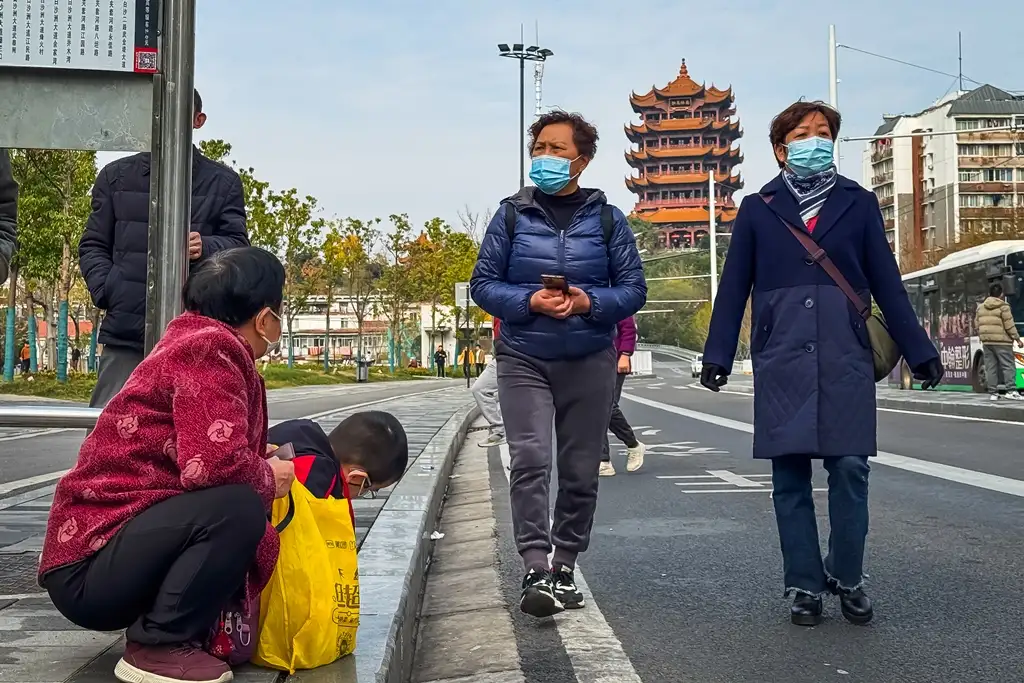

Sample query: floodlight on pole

[498,38,554,188]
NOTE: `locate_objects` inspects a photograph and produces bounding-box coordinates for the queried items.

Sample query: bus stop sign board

[0,0,160,151]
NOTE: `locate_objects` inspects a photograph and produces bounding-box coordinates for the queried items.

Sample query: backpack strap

[504,203,517,242]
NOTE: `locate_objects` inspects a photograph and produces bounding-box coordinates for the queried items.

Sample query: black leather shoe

[790,593,823,626]
[829,580,873,625]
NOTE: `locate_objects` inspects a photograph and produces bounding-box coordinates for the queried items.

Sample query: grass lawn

[0,364,442,403]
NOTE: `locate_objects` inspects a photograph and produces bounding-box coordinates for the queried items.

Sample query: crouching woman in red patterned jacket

[38,247,296,683]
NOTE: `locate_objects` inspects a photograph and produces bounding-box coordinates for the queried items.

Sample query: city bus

[895,241,1024,391]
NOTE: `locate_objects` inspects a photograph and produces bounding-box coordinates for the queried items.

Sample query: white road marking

[706,470,765,488]
[683,381,1024,427]
[640,429,661,436]
[0,470,69,496]
[657,474,771,480]
[679,488,828,494]
[622,392,1024,499]
[498,443,643,683]
[0,428,73,442]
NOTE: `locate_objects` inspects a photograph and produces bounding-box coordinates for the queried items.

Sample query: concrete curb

[295,401,480,683]
[722,382,1024,423]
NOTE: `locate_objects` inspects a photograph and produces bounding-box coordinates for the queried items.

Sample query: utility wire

[837,44,985,87]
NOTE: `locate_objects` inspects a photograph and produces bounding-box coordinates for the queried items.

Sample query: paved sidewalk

[408,417,523,683]
[0,387,473,683]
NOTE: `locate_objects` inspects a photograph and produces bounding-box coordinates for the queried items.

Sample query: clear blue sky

[129,1,1023,231]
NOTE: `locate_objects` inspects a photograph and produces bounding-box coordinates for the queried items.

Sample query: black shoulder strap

[600,205,614,247]
[505,201,613,246]
[504,203,517,242]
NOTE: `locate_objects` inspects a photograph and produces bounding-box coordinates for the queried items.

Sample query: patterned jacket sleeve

[168,337,275,506]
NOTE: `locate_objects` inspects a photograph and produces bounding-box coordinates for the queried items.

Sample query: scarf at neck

[782,165,837,225]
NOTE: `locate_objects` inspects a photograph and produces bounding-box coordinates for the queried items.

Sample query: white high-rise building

[862,85,1024,266]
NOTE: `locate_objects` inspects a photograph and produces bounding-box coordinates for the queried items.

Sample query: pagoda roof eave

[633,206,740,225]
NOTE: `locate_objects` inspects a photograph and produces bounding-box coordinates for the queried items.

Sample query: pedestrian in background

[471,109,646,618]
[701,101,942,627]
[79,89,250,409]
[599,315,645,476]
[975,281,1022,400]
[471,319,505,447]
[433,345,448,378]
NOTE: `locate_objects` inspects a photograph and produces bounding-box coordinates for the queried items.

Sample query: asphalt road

[0,379,455,488]
[488,361,1024,683]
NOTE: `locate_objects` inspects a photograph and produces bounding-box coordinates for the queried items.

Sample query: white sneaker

[991,394,1002,401]
[1008,393,1024,401]
[599,461,616,477]
[625,442,646,472]
[480,432,506,447]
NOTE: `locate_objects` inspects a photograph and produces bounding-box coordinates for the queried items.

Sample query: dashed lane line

[498,443,644,683]
[621,392,1024,499]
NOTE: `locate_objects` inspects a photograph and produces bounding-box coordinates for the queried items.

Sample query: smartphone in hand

[541,274,569,293]
[269,442,296,461]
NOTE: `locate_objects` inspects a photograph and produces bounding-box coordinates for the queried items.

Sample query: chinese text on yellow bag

[253,481,359,673]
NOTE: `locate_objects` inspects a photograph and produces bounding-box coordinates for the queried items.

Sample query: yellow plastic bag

[253,481,359,673]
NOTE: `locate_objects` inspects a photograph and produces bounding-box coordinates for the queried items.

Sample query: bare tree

[457,204,492,245]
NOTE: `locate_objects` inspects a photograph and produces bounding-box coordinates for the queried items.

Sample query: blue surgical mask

[529,155,580,195]
[785,137,835,177]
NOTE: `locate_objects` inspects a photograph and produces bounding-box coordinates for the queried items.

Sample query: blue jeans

[771,455,870,596]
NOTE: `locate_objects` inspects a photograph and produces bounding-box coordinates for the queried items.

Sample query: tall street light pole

[498,42,553,188]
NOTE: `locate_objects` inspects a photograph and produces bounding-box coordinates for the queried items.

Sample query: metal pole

[828,24,840,173]
[144,0,197,354]
[709,170,718,305]
[519,56,526,188]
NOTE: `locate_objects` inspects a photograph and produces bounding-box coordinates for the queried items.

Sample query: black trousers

[44,485,266,645]
[602,372,638,462]
[436,364,446,378]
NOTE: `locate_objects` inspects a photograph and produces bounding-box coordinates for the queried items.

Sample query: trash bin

[356,359,370,383]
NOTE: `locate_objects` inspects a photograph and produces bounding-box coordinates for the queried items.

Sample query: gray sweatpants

[496,343,617,572]
[984,344,1017,394]
[470,360,503,436]
[89,345,144,409]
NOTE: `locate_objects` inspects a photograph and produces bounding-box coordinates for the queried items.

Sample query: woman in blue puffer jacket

[470,109,647,619]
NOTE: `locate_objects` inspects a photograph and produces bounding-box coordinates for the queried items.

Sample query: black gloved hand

[913,357,945,390]
[700,363,728,392]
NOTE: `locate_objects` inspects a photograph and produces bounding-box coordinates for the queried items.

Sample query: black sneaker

[520,568,564,618]
[552,565,585,609]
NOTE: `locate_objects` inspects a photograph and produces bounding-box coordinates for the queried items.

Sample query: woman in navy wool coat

[701,101,944,627]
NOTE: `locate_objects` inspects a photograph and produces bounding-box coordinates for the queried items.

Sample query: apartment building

[284,294,408,361]
[862,85,1024,264]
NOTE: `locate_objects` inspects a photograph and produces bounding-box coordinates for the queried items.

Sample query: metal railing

[0,405,102,429]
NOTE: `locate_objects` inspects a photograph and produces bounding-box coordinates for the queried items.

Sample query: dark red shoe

[114,642,233,683]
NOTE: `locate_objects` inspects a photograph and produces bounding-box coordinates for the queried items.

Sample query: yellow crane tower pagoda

[625,59,744,248]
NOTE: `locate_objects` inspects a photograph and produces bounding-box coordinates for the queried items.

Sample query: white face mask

[259,309,283,357]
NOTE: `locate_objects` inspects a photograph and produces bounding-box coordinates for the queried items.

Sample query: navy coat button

[804,298,814,309]
[804,256,815,265]
[805,343,815,353]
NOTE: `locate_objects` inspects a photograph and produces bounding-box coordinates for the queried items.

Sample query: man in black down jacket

[0,150,19,285]
[79,90,250,408]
